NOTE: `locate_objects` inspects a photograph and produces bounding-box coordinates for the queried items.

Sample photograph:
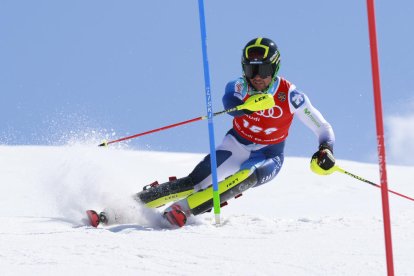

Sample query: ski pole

[98,93,275,147]
[99,110,230,147]
[334,165,414,202]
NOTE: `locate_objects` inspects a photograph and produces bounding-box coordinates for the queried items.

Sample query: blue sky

[1,0,414,165]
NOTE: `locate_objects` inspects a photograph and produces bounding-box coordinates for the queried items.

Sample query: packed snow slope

[0,145,413,275]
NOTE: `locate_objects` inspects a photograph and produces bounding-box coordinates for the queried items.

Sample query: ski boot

[163,204,187,228]
[86,210,109,228]
[135,176,195,208]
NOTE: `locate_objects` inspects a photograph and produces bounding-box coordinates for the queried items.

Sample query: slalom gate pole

[197,0,221,225]
[98,107,237,147]
[366,0,394,274]
[334,166,414,202]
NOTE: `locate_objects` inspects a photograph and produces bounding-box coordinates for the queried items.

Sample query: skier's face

[249,74,272,91]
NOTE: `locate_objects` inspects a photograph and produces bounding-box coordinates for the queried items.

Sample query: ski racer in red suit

[89,37,336,228]
[157,37,336,226]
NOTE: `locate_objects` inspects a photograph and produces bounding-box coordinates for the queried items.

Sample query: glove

[310,144,336,175]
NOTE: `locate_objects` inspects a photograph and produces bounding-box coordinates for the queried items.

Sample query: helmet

[241,37,281,79]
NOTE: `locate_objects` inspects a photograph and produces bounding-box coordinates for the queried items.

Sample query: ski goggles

[243,63,274,79]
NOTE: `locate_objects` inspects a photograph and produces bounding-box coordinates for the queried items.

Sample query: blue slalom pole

[197,0,221,224]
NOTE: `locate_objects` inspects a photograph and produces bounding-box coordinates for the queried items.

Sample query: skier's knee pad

[253,155,284,187]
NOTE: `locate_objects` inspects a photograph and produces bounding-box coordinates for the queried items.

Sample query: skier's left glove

[310,144,336,175]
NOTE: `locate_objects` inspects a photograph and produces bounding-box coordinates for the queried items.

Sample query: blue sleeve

[223,81,245,117]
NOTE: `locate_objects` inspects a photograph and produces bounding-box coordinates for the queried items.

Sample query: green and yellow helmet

[241,37,281,79]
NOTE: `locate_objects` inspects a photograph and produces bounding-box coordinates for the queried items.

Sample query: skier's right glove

[310,144,336,175]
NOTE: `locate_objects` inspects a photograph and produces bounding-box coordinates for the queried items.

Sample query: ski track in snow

[0,145,413,275]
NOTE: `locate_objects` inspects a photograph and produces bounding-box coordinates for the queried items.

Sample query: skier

[88,37,336,228]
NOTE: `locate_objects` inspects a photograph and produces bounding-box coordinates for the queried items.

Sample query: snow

[0,145,413,275]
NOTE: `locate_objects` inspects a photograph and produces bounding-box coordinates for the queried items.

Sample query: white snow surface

[0,145,413,275]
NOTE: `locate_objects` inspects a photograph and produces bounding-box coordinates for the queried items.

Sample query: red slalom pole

[366,0,394,275]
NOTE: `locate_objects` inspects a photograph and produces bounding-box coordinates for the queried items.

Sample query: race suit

[188,76,335,191]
